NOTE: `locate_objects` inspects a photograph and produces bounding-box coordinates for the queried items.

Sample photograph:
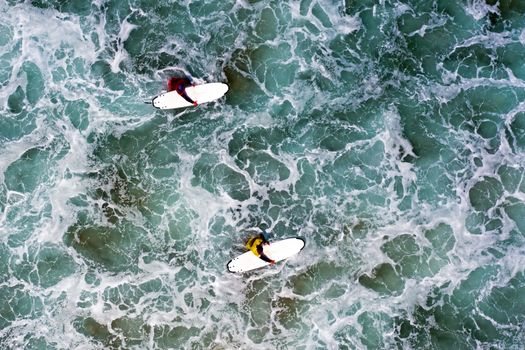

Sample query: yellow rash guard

[246,237,264,256]
[245,235,273,263]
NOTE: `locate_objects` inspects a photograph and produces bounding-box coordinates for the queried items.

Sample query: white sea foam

[464,0,500,21]
[1,0,524,348]
[109,17,138,73]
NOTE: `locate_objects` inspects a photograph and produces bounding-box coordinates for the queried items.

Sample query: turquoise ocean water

[1,0,525,348]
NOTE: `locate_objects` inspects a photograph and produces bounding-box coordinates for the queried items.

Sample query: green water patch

[0,23,12,47]
[358,262,405,296]
[328,104,385,138]
[92,119,165,161]
[244,279,309,341]
[106,173,148,210]
[327,140,385,193]
[424,223,455,258]
[497,42,525,80]
[476,120,498,139]
[192,153,250,201]
[255,7,279,41]
[224,61,266,110]
[465,206,506,236]
[102,278,173,314]
[236,149,290,185]
[0,284,43,330]
[122,30,167,75]
[440,22,525,80]
[469,176,504,212]
[120,2,196,75]
[160,116,226,155]
[396,303,469,348]
[148,144,180,178]
[8,85,25,114]
[401,2,477,58]
[0,244,9,284]
[77,289,98,309]
[503,198,525,235]
[398,103,445,166]
[20,335,57,350]
[272,296,310,333]
[229,190,298,231]
[152,324,201,349]
[351,6,389,60]
[508,112,525,152]
[88,128,182,223]
[51,66,67,84]
[416,164,456,204]
[359,10,433,81]
[188,0,235,20]
[312,3,333,28]
[295,159,316,196]
[0,33,20,82]
[167,206,197,252]
[358,311,394,349]
[296,121,371,153]
[73,317,122,349]
[224,42,295,107]
[81,168,151,227]
[64,220,148,272]
[90,60,126,92]
[110,316,150,348]
[293,30,319,67]
[443,43,501,80]
[64,99,90,131]
[0,184,6,220]
[334,140,384,170]
[4,147,51,193]
[400,265,525,347]
[468,87,521,115]
[250,3,292,43]
[229,126,289,156]
[248,188,317,233]
[4,136,69,193]
[288,261,348,296]
[381,234,440,278]
[242,279,272,336]
[6,203,52,248]
[451,265,500,309]
[334,325,360,349]
[22,61,45,105]
[487,0,525,32]
[30,0,92,16]
[249,42,295,91]
[477,271,525,334]
[441,87,523,130]
[12,243,76,288]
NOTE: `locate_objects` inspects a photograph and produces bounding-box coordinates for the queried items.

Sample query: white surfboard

[227,237,305,273]
[152,82,228,109]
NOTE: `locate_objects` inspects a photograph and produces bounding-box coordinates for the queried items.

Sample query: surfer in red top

[167,77,198,106]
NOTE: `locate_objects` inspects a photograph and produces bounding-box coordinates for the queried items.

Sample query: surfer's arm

[179,91,197,105]
[259,253,274,264]
[257,245,275,264]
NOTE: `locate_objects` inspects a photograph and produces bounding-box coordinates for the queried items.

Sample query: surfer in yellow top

[245,231,275,264]
[167,76,198,106]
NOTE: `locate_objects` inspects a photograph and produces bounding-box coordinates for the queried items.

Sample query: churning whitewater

[1,0,525,349]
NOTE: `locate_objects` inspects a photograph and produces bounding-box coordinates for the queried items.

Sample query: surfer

[245,231,275,264]
[167,76,198,106]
